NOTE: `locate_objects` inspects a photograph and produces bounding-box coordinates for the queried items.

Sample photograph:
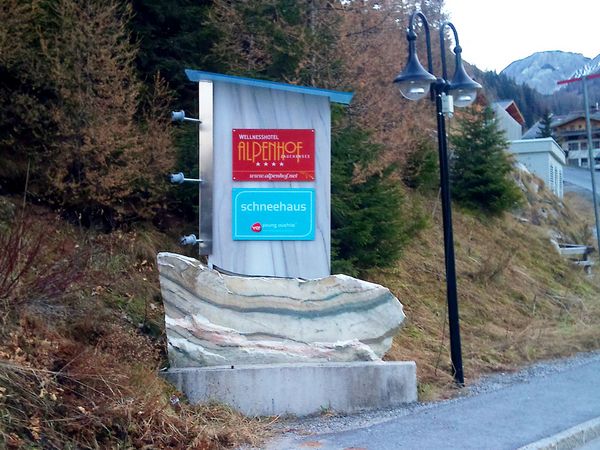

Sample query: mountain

[500,51,592,95]
[572,53,600,78]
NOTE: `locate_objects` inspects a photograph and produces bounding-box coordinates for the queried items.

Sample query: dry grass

[372,179,600,400]
[0,198,273,449]
[0,358,270,449]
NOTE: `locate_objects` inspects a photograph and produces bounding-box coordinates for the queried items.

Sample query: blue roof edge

[185,69,353,105]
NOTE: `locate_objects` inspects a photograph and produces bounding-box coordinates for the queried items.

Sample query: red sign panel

[232,129,315,181]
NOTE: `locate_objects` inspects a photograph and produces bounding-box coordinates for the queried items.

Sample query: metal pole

[197,81,214,256]
[582,76,600,252]
[434,80,464,386]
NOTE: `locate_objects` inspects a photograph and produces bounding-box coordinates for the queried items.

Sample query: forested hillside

[2,1,600,448]
[1,0,451,273]
[476,69,546,127]
[477,66,600,128]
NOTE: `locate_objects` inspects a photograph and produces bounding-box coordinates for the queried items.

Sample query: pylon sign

[183,69,352,278]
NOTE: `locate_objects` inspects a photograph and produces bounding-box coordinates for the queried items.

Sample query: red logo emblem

[251,222,262,232]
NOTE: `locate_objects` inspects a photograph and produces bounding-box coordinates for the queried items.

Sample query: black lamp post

[393,11,481,386]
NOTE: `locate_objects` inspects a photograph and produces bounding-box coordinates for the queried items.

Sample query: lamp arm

[439,21,461,82]
[408,11,433,76]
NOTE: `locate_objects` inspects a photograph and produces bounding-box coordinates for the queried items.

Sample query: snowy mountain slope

[571,54,600,78]
[500,51,590,95]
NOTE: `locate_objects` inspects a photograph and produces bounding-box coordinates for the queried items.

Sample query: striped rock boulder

[157,252,405,367]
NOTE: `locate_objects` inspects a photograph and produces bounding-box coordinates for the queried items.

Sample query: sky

[442,0,600,72]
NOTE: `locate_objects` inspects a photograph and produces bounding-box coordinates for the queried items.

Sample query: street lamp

[393,11,481,386]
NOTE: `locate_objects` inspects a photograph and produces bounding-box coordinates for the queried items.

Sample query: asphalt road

[564,165,600,196]
[265,354,600,450]
[563,166,600,248]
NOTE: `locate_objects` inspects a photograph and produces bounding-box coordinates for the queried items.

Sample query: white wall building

[492,100,565,198]
[522,112,600,168]
[508,138,566,198]
[492,100,525,141]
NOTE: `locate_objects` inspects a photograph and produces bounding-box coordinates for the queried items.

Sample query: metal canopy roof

[185,69,353,105]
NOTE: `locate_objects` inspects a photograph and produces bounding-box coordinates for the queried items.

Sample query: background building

[493,100,565,198]
[508,138,565,198]
[523,111,600,168]
[492,100,525,140]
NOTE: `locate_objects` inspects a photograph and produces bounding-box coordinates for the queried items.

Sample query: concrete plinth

[162,361,417,417]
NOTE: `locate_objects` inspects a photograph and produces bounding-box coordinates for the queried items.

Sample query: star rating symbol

[271,162,276,166]
[263,162,269,166]
[256,162,261,167]
[279,162,284,166]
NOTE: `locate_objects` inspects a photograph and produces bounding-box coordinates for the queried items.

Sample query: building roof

[522,120,542,139]
[494,100,513,110]
[185,69,354,105]
[552,112,600,128]
[492,100,526,126]
[509,138,566,165]
[523,111,600,139]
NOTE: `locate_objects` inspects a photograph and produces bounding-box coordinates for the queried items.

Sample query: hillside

[0,198,269,448]
[377,170,600,397]
[2,168,599,446]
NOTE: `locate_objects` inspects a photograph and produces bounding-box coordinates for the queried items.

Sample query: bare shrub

[0,216,87,316]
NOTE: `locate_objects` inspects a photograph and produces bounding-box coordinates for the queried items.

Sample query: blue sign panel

[232,188,315,240]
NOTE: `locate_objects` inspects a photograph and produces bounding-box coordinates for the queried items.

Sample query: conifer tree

[0,0,175,226]
[131,0,215,110]
[205,1,422,273]
[537,110,554,138]
[206,0,342,88]
[449,106,522,215]
[331,108,425,275]
[402,136,439,192]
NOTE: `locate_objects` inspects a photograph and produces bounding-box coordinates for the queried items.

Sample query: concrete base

[163,361,417,417]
